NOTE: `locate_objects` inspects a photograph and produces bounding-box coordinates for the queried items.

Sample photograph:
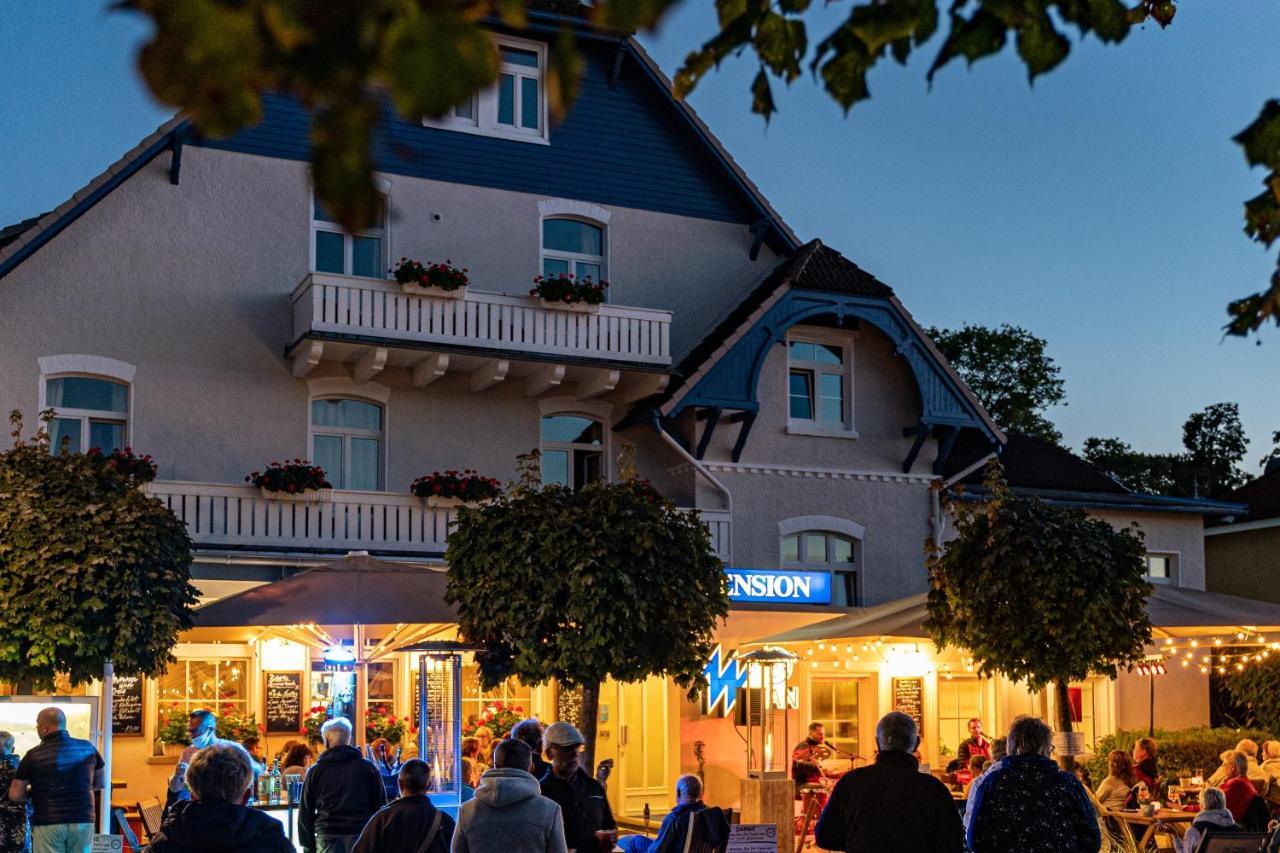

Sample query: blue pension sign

[725,568,831,605]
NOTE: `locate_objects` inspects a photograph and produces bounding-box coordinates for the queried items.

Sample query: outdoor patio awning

[754,586,1280,645]
[191,553,456,627]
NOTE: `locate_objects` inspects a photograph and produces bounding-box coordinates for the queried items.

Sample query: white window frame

[541,216,607,284]
[310,181,391,279]
[785,327,858,438]
[421,35,550,145]
[780,528,859,606]
[309,396,386,492]
[538,398,611,490]
[1144,552,1178,585]
[38,356,137,455]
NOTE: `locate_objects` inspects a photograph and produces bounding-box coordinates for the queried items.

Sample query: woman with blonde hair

[1095,750,1138,810]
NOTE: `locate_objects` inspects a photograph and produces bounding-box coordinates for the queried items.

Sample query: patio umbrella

[191,553,456,627]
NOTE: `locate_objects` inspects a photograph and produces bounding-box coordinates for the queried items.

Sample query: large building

[0,10,1269,820]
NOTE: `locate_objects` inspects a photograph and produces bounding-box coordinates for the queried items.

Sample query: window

[781,530,857,606]
[542,218,605,284]
[810,678,859,758]
[786,332,855,435]
[310,398,384,490]
[45,376,128,454]
[156,658,248,727]
[312,194,385,278]
[423,37,548,143]
[937,677,985,759]
[541,414,604,490]
[1145,554,1174,583]
[367,660,396,716]
[461,666,532,732]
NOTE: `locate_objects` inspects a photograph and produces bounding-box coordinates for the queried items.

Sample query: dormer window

[423,37,548,144]
[786,328,857,438]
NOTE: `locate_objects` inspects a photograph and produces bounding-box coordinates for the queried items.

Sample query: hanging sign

[725,568,831,605]
[702,645,747,716]
[727,825,778,853]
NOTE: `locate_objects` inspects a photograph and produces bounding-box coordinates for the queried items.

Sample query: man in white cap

[539,723,616,853]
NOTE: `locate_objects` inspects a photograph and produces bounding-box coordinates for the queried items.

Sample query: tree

[1222,654,1280,733]
[0,412,199,688]
[1182,402,1250,498]
[444,451,729,766]
[1261,430,1280,471]
[117,0,1280,336]
[925,323,1065,444]
[925,462,1152,750]
[1083,402,1250,500]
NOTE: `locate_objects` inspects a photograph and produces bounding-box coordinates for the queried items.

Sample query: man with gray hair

[814,712,962,852]
[967,716,1099,853]
[148,743,294,852]
[299,718,386,853]
[618,774,716,853]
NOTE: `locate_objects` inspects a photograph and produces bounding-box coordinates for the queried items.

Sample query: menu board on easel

[265,672,302,734]
[111,675,144,735]
[892,677,924,738]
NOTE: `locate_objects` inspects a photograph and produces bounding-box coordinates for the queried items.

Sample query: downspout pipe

[651,411,732,514]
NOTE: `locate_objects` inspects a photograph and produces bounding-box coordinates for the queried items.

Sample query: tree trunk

[580,680,601,777]
[1054,679,1075,772]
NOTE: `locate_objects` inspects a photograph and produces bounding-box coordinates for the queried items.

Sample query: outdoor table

[253,801,299,845]
[1105,807,1195,849]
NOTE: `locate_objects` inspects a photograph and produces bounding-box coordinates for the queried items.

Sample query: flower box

[411,470,502,504]
[400,282,467,299]
[539,297,600,314]
[261,488,333,502]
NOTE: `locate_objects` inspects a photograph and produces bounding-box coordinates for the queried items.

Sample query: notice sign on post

[264,672,302,734]
[727,824,779,853]
[111,675,143,736]
[892,677,924,739]
[91,836,123,852]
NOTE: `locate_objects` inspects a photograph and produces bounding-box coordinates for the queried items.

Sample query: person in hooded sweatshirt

[353,759,454,853]
[148,742,294,853]
[300,718,386,853]
[1169,786,1238,853]
[453,738,566,853]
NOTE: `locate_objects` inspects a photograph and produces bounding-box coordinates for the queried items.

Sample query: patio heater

[736,647,797,853]
[403,641,473,819]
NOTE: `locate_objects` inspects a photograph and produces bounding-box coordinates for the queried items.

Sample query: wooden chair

[682,806,731,853]
[136,796,164,841]
[112,807,144,851]
[1193,828,1268,853]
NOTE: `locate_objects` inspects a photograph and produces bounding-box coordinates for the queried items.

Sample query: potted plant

[392,258,469,298]
[410,469,501,507]
[302,705,329,741]
[529,273,608,313]
[246,459,332,501]
[462,700,524,739]
[365,704,407,744]
[88,446,157,486]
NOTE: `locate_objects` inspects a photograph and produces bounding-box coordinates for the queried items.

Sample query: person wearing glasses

[538,724,615,853]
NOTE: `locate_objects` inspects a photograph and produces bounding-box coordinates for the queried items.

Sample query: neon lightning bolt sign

[702,644,748,716]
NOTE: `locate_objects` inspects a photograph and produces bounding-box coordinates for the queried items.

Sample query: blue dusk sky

[2,2,1278,467]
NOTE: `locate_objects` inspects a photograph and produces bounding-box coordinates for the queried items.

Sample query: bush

[1084,726,1277,784]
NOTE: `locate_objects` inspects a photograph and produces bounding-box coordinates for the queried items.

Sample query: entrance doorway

[617,676,670,816]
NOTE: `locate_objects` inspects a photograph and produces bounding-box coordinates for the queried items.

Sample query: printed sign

[725,569,831,605]
[264,672,303,734]
[892,677,924,738]
[91,836,123,852]
[727,824,778,853]
[111,675,143,736]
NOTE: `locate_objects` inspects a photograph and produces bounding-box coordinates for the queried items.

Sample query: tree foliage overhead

[1222,654,1280,735]
[1083,402,1250,500]
[119,0,1280,336]
[444,451,729,756]
[925,461,1152,731]
[926,323,1065,444]
[0,412,199,688]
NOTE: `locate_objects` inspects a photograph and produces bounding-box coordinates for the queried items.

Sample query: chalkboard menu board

[265,672,303,734]
[892,677,924,738]
[112,675,144,735]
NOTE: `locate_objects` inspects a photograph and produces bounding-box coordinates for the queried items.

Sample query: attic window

[786,328,858,439]
[422,37,549,145]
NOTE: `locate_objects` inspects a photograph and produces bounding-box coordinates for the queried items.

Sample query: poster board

[892,677,924,738]
[111,675,143,736]
[264,672,303,734]
[727,824,779,853]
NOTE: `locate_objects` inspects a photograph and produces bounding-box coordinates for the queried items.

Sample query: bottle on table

[270,759,283,804]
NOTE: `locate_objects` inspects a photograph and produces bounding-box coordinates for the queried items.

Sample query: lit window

[45,376,128,454]
[788,339,847,427]
[542,219,604,284]
[155,659,248,730]
[541,414,604,490]
[312,194,385,278]
[1145,554,1173,582]
[781,530,857,606]
[310,398,384,491]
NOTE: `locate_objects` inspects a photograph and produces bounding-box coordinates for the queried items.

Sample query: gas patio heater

[736,646,797,852]
[400,641,475,819]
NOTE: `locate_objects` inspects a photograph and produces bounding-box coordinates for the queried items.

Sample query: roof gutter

[931,451,998,544]
[651,411,732,516]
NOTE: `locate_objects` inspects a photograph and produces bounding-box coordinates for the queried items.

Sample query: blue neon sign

[725,568,831,605]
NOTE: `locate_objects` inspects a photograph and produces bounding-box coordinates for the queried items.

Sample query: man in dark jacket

[354,759,454,853]
[300,718,386,853]
[814,711,963,853]
[967,716,1101,853]
[540,723,616,853]
[148,743,294,853]
[512,719,552,782]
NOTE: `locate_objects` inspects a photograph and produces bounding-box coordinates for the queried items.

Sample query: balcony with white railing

[146,481,731,563]
[289,274,673,382]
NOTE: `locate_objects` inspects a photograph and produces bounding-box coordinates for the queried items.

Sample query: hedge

[1084,726,1276,783]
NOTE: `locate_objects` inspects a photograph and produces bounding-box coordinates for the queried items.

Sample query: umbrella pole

[355,625,367,748]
